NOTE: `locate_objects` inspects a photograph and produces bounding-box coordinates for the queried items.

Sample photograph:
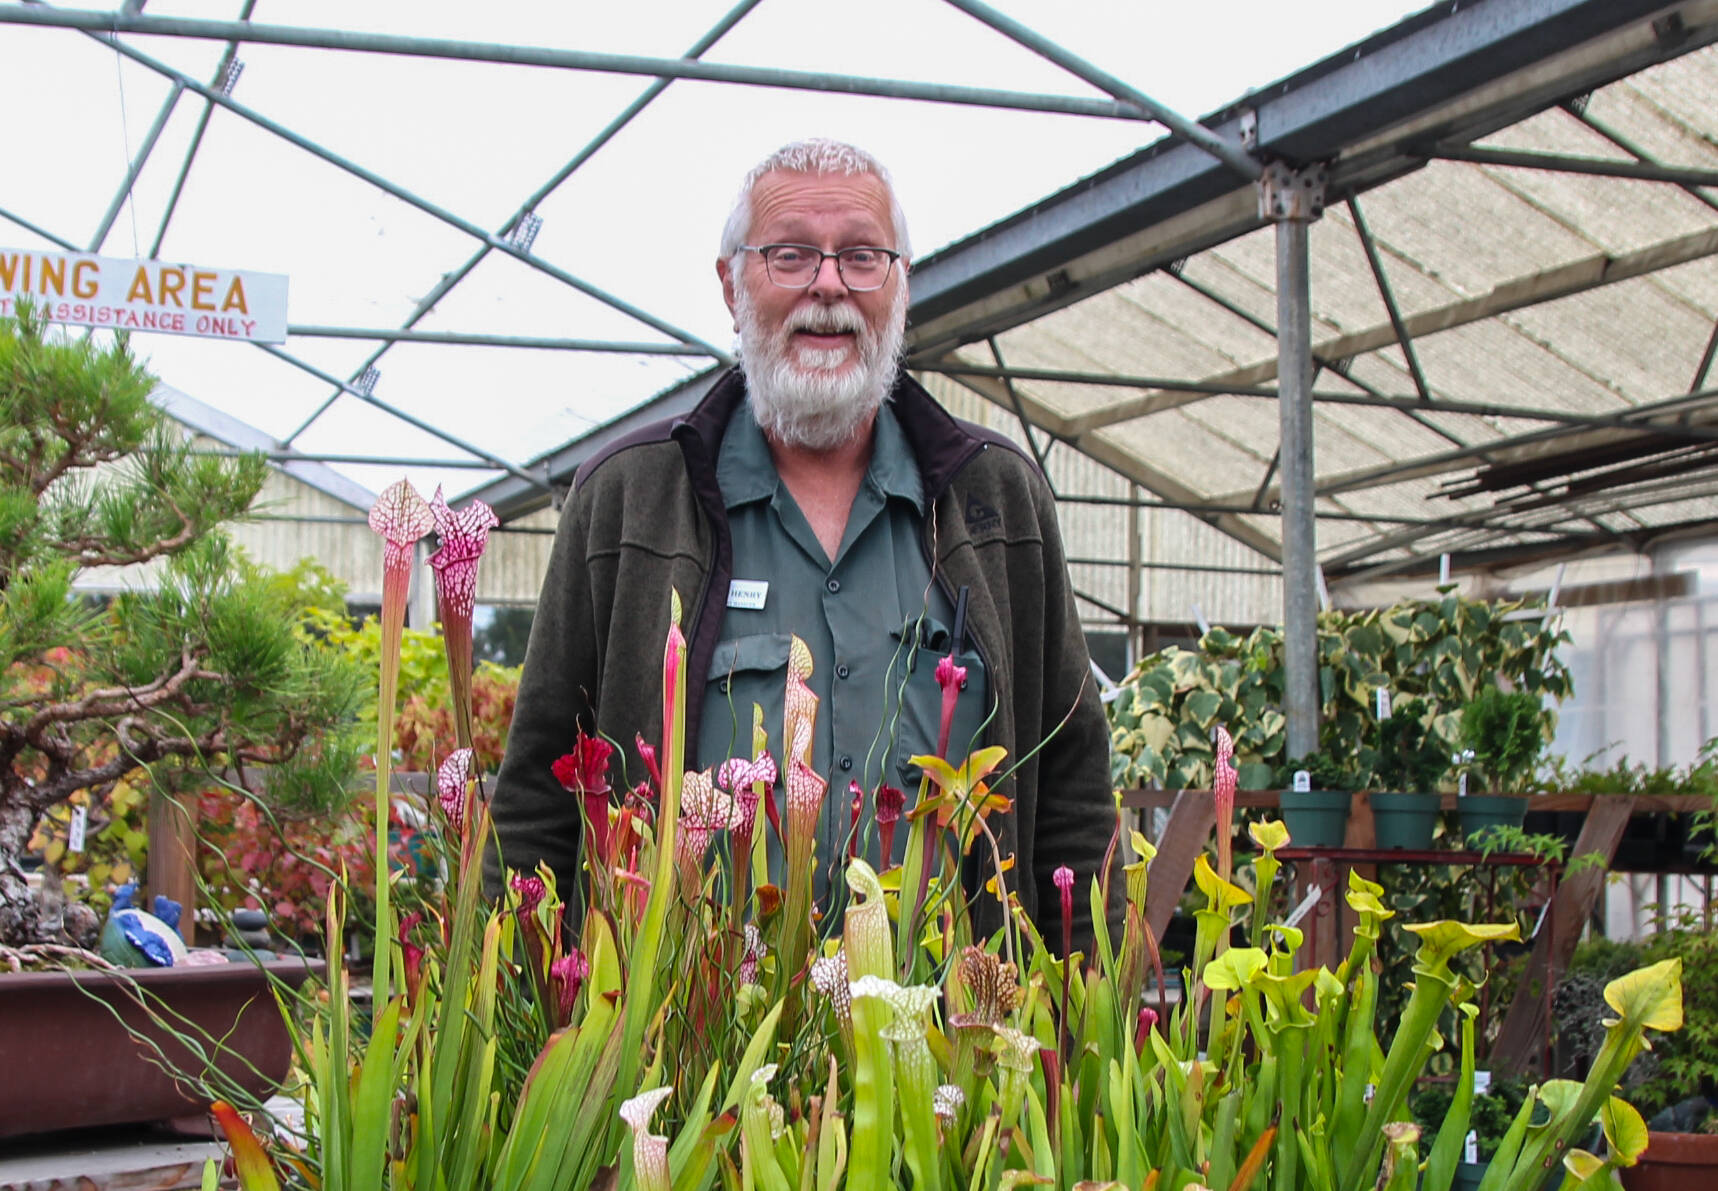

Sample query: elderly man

[490,139,1115,939]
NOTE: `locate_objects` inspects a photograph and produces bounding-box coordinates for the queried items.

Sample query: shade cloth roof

[7,0,1718,602]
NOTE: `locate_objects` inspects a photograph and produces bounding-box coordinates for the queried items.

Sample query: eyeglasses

[740,243,901,291]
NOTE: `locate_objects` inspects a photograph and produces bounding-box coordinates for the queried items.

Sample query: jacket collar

[672,365,995,499]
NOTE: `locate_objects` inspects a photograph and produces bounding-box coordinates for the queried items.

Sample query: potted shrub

[0,305,356,1134]
[1276,749,1359,847]
[1363,696,1451,849]
[1458,686,1547,839]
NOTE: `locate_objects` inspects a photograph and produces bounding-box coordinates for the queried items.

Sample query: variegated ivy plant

[1108,592,1573,790]
[203,487,1663,1191]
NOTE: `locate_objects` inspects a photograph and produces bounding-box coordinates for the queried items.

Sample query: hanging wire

[108,10,143,258]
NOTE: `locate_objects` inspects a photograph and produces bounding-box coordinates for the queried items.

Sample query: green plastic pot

[1458,794,1528,841]
[1279,789,1352,848]
[1370,791,1441,850]
[1452,1160,1487,1191]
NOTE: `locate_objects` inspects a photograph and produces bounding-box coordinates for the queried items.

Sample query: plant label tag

[68,805,87,853]
[727,580,768,610]
[1458,771,1468,798]
[1465,1131,1479,1163]
[1284,885,1321,930]
[1474,1069,1491,1095]
[1375,687,1392,719]
[1293,770,1311,793]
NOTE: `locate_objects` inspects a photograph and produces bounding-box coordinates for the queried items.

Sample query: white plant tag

[1465,1131,1479,1163]
[68,806,87,853]
[1284,885,1322,929]
[1293,769,1311,793]
[1459,771,1469,798]
[1375,687,1392,719]
[1474,1069,1492,1095]
[727,579,768,610]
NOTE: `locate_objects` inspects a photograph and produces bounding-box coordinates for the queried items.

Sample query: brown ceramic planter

[0,957,320,1138]
[1620,1131,1718,1191]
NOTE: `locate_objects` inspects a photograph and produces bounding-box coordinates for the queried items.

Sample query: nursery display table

[1275,845,1559,1070]
[1126,786,1634,1076]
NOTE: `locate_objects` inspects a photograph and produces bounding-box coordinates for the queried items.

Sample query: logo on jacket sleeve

[963,494,1002,536]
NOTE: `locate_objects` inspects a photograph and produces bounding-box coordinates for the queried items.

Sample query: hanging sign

[0,247,288,343]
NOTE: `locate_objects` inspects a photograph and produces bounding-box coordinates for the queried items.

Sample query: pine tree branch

[22,649,220,740]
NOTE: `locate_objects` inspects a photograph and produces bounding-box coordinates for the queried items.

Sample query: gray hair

[719,138,912,262]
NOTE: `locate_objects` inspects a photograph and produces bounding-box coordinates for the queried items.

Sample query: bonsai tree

[1459,687,1548,794]
[0,304,363,947]
[1363,696,1452,792]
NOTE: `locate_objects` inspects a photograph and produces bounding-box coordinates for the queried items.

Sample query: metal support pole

[1126,484,1142,667]
[1263,161,1327,759]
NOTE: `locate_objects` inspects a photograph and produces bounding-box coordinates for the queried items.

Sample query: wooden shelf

[1120,789,1714,814]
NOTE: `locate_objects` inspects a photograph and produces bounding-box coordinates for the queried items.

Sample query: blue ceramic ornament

[98,882,188,968]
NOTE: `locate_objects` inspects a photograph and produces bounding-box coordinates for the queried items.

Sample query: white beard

[735,283,906,451]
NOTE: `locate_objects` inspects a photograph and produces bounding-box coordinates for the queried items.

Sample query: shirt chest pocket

[889,618,989,793]
[702,633,793,767]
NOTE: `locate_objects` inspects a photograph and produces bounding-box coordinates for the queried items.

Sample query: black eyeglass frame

[739,243,902,292]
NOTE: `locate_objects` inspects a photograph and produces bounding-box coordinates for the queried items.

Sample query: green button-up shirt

[697,400,987,878]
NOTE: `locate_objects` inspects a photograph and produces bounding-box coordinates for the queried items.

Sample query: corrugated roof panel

[1340,160,1599,304]
[1502,276,1713,405]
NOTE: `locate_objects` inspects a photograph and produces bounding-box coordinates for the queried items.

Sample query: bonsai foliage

[1460,687,1549,794]
[0,304,364,946]
[205,492,1670,1191]
[1109,593,1571,789]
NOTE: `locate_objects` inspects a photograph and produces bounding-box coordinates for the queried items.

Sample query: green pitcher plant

[203,479,1683,1191]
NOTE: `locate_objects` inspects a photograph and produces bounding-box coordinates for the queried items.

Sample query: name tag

[727,579,769,610]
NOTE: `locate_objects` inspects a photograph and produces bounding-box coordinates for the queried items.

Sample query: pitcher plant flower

[1213,724,1237,883]
[366,478,434,1001]
[875,783,904,864]
[618,1086,674,1191]
[426,487,499,753]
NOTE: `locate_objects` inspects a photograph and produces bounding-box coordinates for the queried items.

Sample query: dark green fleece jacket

[488,367,1117,941]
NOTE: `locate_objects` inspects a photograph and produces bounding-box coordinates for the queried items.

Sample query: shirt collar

[717,398,925,514]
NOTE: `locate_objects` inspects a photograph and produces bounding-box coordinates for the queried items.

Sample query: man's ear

[717,257,739,330]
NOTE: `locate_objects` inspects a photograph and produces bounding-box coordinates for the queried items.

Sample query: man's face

[718,169,909,450]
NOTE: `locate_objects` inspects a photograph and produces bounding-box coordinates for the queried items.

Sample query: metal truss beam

[1051,491,1538,534]
[286,326,710,354]
[1322,469,1718,574]
[147,1,258,260]
[254,343,546,488]
[286,0,760,448]
[1346,196,1432,402]
[463,369,727,521]
[189,448,503,470]
[1059,222,1718,431]
[1430,143,1718,187]
[923,362,1718,444]
[0,6,1156,123]
[88,81,184,253]
[938,371,1287,561]
[47,18,729,380]
[940,0,1254,178]
[903,0,1694,360]
[1065,555,1283,577]
[984,337,1052,477]
[1257,388,1718,503]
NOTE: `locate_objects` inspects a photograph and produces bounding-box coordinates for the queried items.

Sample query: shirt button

[837,664,850,679]
[826,578,841,593]
[839,755,853,771]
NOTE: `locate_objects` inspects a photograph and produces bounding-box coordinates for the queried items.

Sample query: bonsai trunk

[0,785,49,945]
